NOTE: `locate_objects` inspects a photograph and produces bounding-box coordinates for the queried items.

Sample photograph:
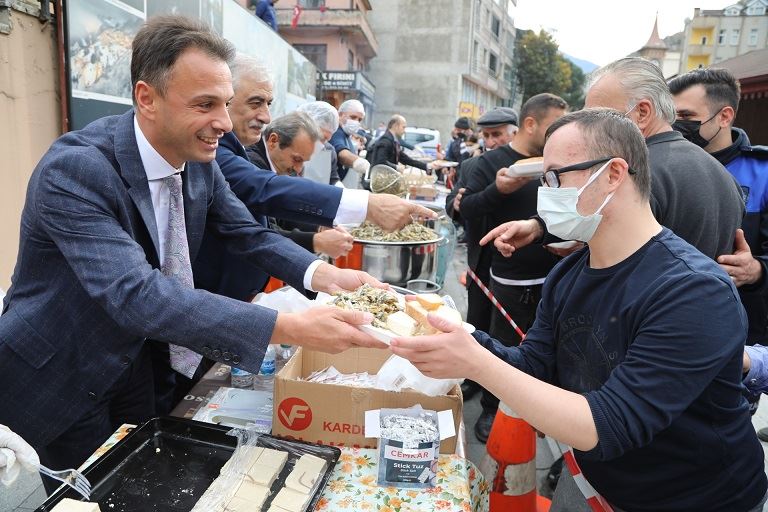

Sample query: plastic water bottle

[230,366,254,388]
[259,344,277,379]
[279,344,294,361]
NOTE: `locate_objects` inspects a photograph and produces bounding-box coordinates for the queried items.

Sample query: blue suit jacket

[193,132,343,300]
[0,111,318,447]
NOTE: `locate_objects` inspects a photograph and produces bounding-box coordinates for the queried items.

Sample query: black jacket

[460,145,558,280]
[368,130,427,170]
[446,156,491,275]
[246,138,269,170]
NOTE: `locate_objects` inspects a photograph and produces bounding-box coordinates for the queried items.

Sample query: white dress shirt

[133,119,328,291]
[133,117,183,268]
[262,140,369,226]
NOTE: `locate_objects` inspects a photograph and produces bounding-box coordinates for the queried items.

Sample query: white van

[403,127,441,159]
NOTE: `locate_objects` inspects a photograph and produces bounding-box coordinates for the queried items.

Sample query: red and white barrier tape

[563,449,614,512]
[465,268,526,340]
[467,268,613,510]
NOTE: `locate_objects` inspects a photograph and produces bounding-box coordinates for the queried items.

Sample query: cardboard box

[271,347,463,454]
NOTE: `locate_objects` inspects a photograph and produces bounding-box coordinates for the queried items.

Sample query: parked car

[403,127,441,159]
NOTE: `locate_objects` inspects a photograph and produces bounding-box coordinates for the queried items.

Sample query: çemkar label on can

[381,439,439,486]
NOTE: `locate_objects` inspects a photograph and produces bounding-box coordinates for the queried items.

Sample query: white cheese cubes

[284,454,326,494]
[50,499,101,512]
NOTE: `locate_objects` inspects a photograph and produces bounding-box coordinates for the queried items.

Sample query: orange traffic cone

[480,402,551,511]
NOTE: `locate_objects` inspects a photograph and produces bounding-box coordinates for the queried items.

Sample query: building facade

[629,16,683,79]
[276,0,378,117]
[366,0,517,147]
[680,0,768,72]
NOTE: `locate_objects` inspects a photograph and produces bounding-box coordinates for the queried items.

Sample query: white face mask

[342,119,361,135]
[537,160,614,242]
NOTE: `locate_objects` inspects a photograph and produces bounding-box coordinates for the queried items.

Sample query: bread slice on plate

[414,293,443,311]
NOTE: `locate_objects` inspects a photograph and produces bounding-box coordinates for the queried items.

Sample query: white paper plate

[545,240,581,250]
[505,160,544,177]
[358,321,476,346]
[431,160,459,168]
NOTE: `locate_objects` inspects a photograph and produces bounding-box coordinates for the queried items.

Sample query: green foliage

[514,29,586,109]
[563,60,586,109]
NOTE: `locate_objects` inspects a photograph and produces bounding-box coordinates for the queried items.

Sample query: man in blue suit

[0,16,387,478]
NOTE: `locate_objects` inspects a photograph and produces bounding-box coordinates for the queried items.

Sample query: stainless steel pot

[353,238,442,287]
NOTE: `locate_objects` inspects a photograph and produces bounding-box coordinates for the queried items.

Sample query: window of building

[731,28,740,45]
[701,36,708,45]
[491,15,501,39]
[747,5,766,15]
[718,29,727,44]
[749,27,759,45]
[725,7,741,16]
[489,52,498,76]
[473,40,479,71]
[348,50,354,71]
[293,44,327,70]
[503,64,513,87]
[298,0,325,7]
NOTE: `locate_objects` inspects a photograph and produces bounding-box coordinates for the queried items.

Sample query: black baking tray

[36,416,340,512]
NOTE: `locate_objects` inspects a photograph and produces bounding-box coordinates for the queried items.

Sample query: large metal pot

[353,238,441,287]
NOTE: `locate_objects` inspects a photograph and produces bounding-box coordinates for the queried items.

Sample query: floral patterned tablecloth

[315,448,489,512]
[83,426,489,512]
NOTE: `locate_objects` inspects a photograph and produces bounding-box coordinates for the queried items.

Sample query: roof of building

[641,14,667,50]
[715,48,768,79]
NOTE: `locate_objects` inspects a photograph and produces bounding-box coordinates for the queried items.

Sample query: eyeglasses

[540,157,635,188]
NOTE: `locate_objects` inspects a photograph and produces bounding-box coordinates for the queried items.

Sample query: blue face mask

[536,161,613,242]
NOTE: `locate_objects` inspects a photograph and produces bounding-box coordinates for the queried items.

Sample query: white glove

[352,158,370,175]
[0,425,39,486]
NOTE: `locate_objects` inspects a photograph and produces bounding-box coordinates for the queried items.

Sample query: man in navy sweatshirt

[391,108,767,512]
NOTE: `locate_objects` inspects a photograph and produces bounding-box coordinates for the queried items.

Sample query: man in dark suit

[368,115,435,171]
[0,16,388,480]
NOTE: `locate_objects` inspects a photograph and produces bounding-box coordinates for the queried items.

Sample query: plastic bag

[376,354,462,397]
[251,286,313,313]
[191,427,331,512]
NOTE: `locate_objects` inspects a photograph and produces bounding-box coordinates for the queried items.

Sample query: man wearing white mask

[390,108,768,512]
[330,99,370,188]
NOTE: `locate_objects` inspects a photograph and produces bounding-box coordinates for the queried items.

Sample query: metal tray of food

[36,417,340,512]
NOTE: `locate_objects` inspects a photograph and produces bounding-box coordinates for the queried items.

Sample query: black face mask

[456,132,467,141]
[672,110,721,148]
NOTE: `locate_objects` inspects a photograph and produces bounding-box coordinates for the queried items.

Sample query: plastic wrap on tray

[191,427,333,512]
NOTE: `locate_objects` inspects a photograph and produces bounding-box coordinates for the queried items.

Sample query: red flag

[291,4,302,28]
